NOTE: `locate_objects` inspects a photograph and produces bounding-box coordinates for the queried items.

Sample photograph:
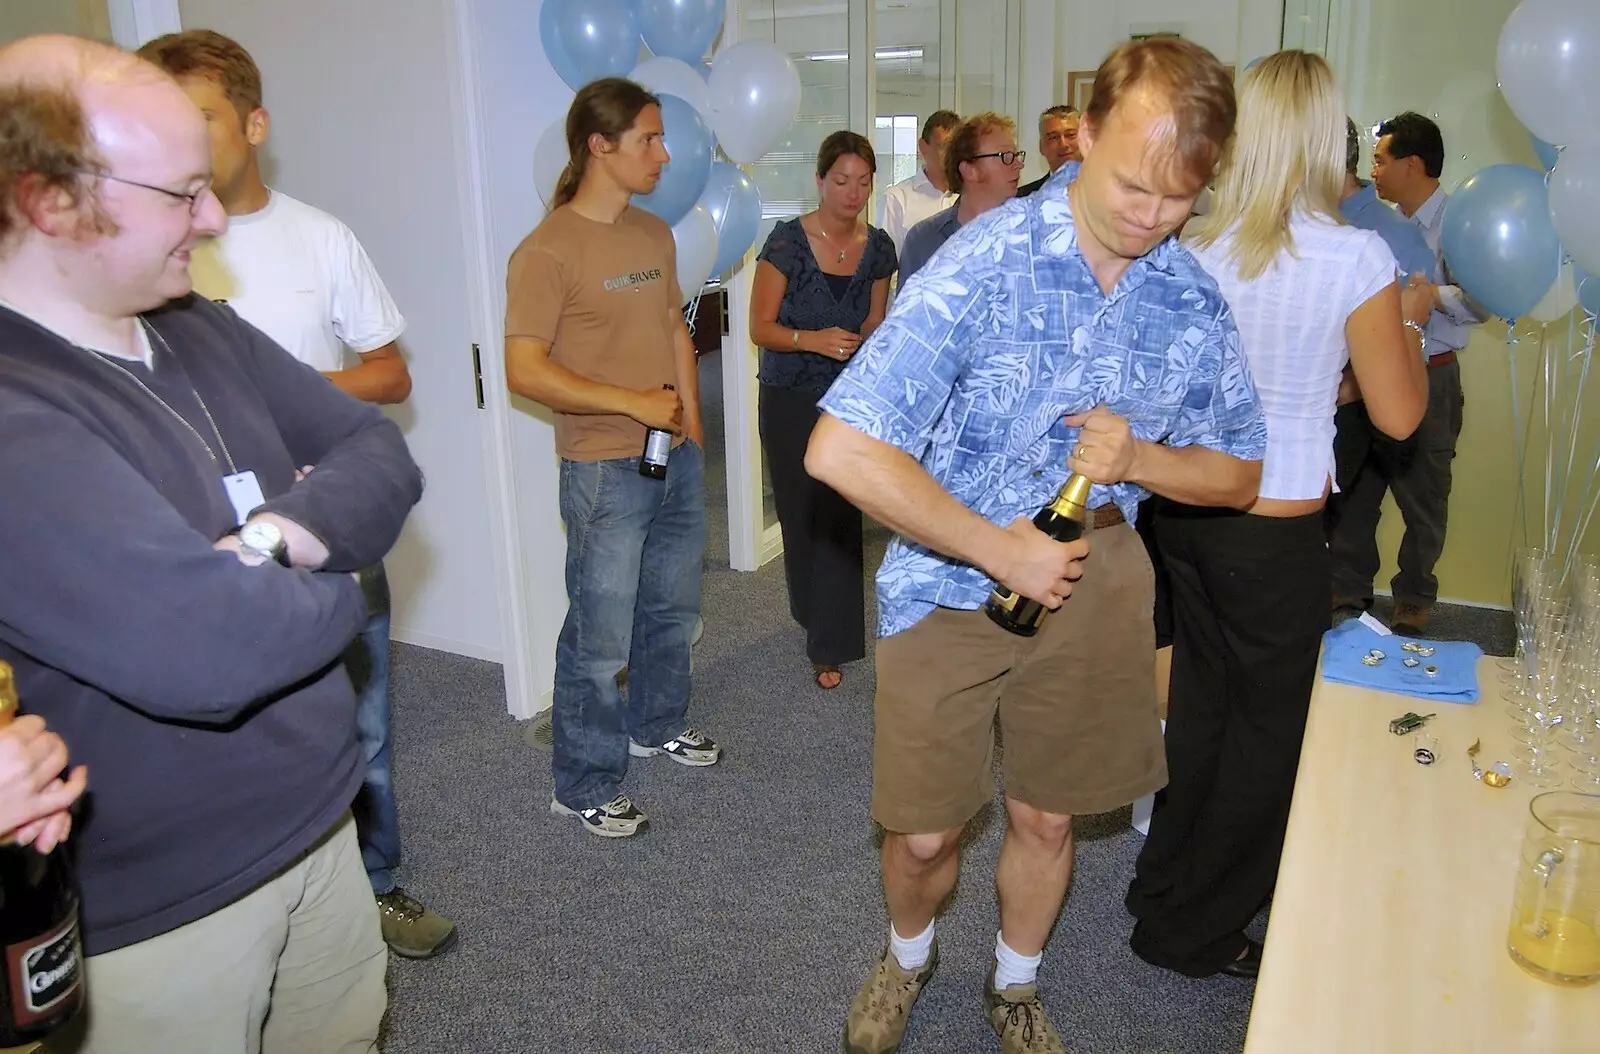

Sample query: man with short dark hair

[880,109,959,253]
[810,37,1265,1054]
[1017,105,1079,197]
[898,112,1023,282]
[1328,110,1486,636]
[1327,117,1435,496]
[0,33,422,1051]
[139,26,455,961]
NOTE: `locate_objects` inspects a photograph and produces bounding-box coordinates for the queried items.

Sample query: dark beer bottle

[638,384,677,479]
[984,473,1093,637]
[0,660,85,1045]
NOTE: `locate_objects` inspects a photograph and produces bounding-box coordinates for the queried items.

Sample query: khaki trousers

[48,813,386,1054]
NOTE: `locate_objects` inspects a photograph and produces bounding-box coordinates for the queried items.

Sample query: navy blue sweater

[0,295,423,954]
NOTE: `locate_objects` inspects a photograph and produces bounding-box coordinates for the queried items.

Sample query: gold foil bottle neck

[0,659,15,725]
[1050,473,1093,519]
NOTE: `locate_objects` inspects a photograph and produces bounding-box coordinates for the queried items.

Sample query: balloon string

[1554,311,1590,563]
[1507,323,1535,565]
[1559,317,1600,579]
[683,290,703,337]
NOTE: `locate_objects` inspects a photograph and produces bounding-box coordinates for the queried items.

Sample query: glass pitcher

[1506,792,1600,986]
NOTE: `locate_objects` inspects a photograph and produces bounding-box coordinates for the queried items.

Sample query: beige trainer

[983,966,1068,1054]
[842,941,939,1054]
[376,888,458,959]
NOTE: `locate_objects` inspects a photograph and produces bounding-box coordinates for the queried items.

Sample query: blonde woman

[1125,50,1432,978]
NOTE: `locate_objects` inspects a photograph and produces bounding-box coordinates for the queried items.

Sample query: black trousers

[1326,359,1464,609]
[758,383,866,666]
[1126,503,1330,977]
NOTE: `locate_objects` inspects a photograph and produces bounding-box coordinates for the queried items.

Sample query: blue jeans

[553,442,706,809]
[345,567,399,895]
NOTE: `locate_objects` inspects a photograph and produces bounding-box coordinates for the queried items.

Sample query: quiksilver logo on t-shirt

[602,269,663,292]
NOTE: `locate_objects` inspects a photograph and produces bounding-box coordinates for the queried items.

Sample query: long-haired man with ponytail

[505,78,720,838]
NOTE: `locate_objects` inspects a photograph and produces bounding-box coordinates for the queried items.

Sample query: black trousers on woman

[1126,503,1330,977]
[758,383,866,667]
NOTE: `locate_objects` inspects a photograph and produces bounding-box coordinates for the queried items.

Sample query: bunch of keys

[1389,711,1436,735]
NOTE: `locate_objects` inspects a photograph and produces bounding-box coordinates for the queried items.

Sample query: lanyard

[85,320,239,475]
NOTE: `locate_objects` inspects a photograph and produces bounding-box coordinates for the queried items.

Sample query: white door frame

[105,0,178,47]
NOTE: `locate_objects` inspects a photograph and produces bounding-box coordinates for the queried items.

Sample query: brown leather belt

[1091,503,1125,529]
[1427,351,1456,368]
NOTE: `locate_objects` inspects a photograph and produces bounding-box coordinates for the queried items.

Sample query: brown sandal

[813,664,842,690]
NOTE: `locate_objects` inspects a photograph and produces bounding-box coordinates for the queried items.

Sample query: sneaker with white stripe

[627,727,722,767]
[550,794,648,838]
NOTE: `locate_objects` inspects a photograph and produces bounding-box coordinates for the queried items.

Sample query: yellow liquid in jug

[1507,910,1600,986]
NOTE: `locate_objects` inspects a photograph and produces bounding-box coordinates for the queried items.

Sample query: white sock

[889,920,935,971]
[993,932,1042,990]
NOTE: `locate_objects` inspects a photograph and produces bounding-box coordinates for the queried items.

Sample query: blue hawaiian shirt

[818,164,1268,637]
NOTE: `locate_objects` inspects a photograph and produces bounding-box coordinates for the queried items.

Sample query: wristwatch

[238,520,291,567]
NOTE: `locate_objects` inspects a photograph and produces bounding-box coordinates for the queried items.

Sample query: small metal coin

[1403,657,1420,668]
[1416,646,1435,657]
[1367,649,1386,660]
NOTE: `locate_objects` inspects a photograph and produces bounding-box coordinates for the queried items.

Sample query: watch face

[239,520,283,552]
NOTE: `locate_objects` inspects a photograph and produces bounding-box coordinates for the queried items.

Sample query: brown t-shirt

[505,205,682,461]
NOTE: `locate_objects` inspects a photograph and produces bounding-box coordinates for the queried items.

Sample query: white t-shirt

[880,169,956,256]
[188,190,405,372]
[1189,213,1398,501]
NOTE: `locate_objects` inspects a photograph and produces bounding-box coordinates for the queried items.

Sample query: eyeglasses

[972,150,1027,166]
[75,170,212,214]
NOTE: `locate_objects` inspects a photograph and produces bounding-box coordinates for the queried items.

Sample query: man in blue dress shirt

[1328,117,1435,502]
[807,38,1267,1054]
[1329,111,1488,636]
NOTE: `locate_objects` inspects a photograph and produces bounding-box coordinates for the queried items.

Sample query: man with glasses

[898,112,1025,282]
[0,33,422,1051]
[1018,106,1080,198]
[138,29,456,960]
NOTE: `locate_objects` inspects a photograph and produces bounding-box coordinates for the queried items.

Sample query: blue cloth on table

[1320,620,1483,703]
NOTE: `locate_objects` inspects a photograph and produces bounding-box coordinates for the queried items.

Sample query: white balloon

[1530,259,1580,323]
[672,204,718,305]
[1496,0,1600,147]
[707,41,801,164]
[1549,140,1600,276]
[533,119,569,210]
[630,56,713,128]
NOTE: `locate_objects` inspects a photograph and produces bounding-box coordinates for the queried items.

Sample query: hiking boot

[1390,602,1431,638]
[375,888,458,959]
[628,727,722,767]
[842,942,939,1054]
[550,793,648,838]
[983,966,1068,1054]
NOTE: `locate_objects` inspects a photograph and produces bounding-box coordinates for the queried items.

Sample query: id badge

[221,470,266,526]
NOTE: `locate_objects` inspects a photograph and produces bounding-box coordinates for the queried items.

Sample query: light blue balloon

[1244,54,1267,71]
[539,0,584,91]
[632,93,713,226]
[548,0,642,89]
[637,0,724,64]
[699,161,762,276]
[1440,164,1562,321]
[1577,266,1600,317]
[1531,134,1562,173]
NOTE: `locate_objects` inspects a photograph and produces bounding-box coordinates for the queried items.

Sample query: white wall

[0,0,112,43]
[178,0,506,661]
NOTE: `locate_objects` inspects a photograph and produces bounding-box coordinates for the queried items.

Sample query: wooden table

[1244,657,1600,1054]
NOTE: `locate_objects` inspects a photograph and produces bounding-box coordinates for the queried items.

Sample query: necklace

[86,320,238,473]
[813,218,856,263]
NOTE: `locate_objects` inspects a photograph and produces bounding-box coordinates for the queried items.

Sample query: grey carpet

[377,351,1513,1052]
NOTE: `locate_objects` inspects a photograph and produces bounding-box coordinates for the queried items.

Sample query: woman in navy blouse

[749,131,898,689]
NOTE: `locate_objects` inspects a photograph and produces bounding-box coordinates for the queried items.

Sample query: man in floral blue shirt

[808,38,1267,1054]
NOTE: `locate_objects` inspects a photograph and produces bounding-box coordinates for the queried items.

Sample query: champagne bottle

[638,384,676,480]
[984,473,1093,637]
[0,660,85,1046]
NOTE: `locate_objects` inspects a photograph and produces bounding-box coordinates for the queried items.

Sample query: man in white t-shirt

[141,29,456,960]
[879,110,960,255]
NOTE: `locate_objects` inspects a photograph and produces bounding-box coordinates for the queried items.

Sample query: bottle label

[643,430,672,466]
[5,909,81,1027]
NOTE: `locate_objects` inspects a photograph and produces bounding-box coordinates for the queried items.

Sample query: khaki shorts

[872,522,1167,833]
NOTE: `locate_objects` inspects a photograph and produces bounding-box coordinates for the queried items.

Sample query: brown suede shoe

[983,966,1068,1054]
[842,942,938,1054]
[376,888,458,959]
[1390,602,1431,637]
